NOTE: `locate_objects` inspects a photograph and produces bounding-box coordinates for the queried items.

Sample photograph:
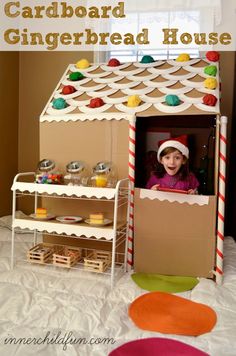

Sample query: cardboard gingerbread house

[40,54,226,283]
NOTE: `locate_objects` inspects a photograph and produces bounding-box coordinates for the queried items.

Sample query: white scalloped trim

[54,90,84,100]
[62,77,91,87]
[114,68,144,76]
[79,104,112,113]
[158,86,193,95]
[87,88,118,98]
[76,83,107,92]
[167,59,201,67]
[82,71,112,78]
[115,102,152,113]
[140,94,165,104]
[133,60,165,68]
[180,79,205,88]
[69,64,99,73]
[67,98,91,107]
[139,188,209,206]
[179,94,203,104]
[122,86,154,95]
[13,219,114,240]
[196,88,218,96]
[93,75,124,84]
[154,102,192,113]
[195,103,220,113]
[144,80,177,88]
[104,95,128,104]
[127,73,157,82]
[109,81,141,90]
[100,63,130,72]
[147,66,183,75]
[40,113,133,122]
[46,104,75,116]
[162,72,196,81]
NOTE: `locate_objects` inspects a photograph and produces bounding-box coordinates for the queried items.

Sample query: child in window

[146,135,199,194]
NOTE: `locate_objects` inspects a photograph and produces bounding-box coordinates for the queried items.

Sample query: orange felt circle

[129,291,217,336]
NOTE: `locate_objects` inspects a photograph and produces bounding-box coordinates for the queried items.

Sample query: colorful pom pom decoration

[206,51,220,62]
[203,94,218,106]
[165,95,180,106]
[76,58,90,69]
[140,55,155,64]
[204,78,217,90]
[127,95,141,107]
[89,98,105,108]
[69,72,85,81]
[62,85,76,95]
[176,53,190,62]
[108,58,121,67]
[204,65,217,77]
[52,98,67,110]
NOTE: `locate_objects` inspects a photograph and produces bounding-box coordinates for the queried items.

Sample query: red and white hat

[157,135,189,162]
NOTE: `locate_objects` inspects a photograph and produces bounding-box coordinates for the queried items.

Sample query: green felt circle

[140,55,155,63]
[131,273,199,293]
[69,72,85,81]
[165,94,180,106]
[52,98,67,110]
[204,65,217,77]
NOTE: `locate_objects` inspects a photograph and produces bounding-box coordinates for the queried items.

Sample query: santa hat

[157,135,189,162]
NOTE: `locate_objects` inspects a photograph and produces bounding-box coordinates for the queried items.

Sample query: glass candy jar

[64,161,88,186]
[90,161,117,188]
[35,159,63,184]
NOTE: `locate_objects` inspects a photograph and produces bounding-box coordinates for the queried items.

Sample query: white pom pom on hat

[157,135,189,162]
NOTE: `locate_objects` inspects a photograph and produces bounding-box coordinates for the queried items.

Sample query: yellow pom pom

[176,53,190,62]
[204,78,217,90]
[76,59,90,69]
[127,95,141,108]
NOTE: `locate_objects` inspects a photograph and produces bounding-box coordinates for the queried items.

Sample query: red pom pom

[89,98,105,108]
[203,94,218,106]
[206,51,220,62]
[62,85,76,95]
[108,58,121,67]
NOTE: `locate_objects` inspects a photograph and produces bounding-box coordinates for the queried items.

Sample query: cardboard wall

[0,52,19,216]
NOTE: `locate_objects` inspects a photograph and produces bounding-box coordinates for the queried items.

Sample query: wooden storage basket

[27,243,57,264]
[53,246,82,268]
[84,250,111,273]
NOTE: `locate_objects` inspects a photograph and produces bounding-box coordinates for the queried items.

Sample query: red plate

[157,187,187,194]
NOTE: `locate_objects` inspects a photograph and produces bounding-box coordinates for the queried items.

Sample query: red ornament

[62,85,76,95]
[89,98,105,108]
[203,94,218,106]
[108,58,121,67]
[206,51,220,62]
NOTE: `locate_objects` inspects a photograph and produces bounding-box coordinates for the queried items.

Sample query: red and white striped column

[216,116,228,285]
[127,116,136,269]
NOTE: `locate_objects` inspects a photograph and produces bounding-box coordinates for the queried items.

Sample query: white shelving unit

[11,172,130,287]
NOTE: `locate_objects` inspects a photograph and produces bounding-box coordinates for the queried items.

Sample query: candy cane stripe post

[127,116,136,268]
[216,116,228,284]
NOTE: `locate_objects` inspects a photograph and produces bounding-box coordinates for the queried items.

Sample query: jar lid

[37,159,55,172]
[66,161,85,173]
[93,161,112,173]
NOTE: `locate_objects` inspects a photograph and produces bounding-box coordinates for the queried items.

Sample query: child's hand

[151,184,160,191]
[188,189,198,195]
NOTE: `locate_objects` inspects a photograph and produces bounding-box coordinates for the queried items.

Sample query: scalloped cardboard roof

[40,58,220,122]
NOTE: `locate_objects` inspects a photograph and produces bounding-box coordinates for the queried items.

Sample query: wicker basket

[53,246,82,268]
[84,250,111,273]
[27,243,56,264]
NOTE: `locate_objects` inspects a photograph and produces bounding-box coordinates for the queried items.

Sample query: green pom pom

[69,72,85,81]
[165,95,180,106]
[52,98,67,110]
[204,65,217,77]
[140,55,155,63]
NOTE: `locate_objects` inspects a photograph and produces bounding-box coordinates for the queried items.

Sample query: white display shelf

[13,218,126,240]
[11,181,117,200]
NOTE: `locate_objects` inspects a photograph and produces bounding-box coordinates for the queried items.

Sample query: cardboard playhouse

[40,54,226,283]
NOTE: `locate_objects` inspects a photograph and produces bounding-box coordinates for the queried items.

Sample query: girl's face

[160,149,186,176]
